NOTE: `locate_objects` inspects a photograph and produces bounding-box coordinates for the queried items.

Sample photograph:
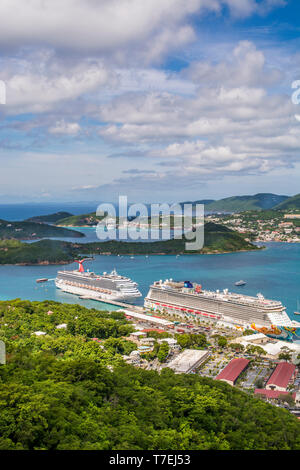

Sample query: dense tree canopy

[0,299,299,450]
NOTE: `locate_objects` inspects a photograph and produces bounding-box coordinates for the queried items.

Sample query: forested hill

[274,193,300,210]
[0,223,258,264]
[0,299,299,450]
[25,211,73,223]
[203,193,288,212]
[55,212,99,226]
[0,219,84,240]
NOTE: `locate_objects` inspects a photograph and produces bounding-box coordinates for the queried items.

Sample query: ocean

[0,241,299,321]
[0,202,98,221]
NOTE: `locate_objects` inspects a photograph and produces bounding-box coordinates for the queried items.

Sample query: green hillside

[26,211,73,223]
[0,219,84,240]
[0,239,75,264]
[0,299,299,450]
[56,212,99,226]
[0,222,258,264]
[204,193,288,212]
[273,193,300,210]
[56,212,136,227]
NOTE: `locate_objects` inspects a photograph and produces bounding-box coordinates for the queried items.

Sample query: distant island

[25,211,74,224]
[0,219,85,240]
[55,212,99,226]
[0,222,259,265]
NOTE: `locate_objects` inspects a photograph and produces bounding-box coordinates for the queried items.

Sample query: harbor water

[0,241,299,322]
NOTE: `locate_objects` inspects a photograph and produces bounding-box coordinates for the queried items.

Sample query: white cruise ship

[55,259,142,302]
[144,279,300,341]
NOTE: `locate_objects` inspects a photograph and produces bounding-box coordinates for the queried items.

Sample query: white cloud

[0,1,285,63]
[184,41,282,87]
[95,40,300,190]
[0,1,295,202]
[48,120,81,135]
[3,57,112,114]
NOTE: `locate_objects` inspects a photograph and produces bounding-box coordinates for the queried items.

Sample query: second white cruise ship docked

[55,259,142,302]
[144,279,300,341]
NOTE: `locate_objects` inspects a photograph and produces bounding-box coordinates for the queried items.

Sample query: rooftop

[142,328,166,334]
[167,349,209,374]
[118,309,173,326]
[130,331,147,337]
[216,358,250,383]
[241,333,267,342]
[266,362,296,389]
[255,389,296,400]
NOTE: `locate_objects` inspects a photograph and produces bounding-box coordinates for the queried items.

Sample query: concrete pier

[79,295,144,312]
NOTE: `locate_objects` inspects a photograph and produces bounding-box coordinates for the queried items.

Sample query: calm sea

[0,203,98,221]
[0,241,299,321]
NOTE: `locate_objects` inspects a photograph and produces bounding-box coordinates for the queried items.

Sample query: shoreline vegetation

[0,219,85,240]
[0,222,259,265]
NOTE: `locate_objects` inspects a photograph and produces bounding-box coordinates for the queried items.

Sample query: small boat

[36,278,48,283]
[294,300,300,315]
[294,312,300,316]
[235,280,246,286]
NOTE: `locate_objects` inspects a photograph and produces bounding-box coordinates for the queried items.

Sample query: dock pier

[79,296,144,313]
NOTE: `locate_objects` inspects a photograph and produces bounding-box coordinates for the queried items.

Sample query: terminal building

[230,333,300,363]
[216,358,250,386]
[266,362,296,392]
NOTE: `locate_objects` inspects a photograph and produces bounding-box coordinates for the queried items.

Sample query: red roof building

[142,328,166,334]
[255,389,296,401]
[215,358,250,386]
[266,362,296,392]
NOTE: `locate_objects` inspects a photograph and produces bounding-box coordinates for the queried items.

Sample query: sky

[0,0,300,203]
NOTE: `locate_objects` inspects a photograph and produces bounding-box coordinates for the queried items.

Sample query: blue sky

[0,0,300,203]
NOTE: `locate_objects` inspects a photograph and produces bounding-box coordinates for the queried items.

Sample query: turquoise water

[0,242,300,321]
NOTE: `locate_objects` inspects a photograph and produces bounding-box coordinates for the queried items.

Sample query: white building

[158,338,178,349]
[166,349,209,374]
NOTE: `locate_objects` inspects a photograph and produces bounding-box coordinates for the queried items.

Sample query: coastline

[0,246,262,265]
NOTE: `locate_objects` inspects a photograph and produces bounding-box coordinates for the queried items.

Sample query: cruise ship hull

[55,280,139,303]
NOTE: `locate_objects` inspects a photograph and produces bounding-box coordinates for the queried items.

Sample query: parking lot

[240,365,272,389]
[198,353,236,378]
